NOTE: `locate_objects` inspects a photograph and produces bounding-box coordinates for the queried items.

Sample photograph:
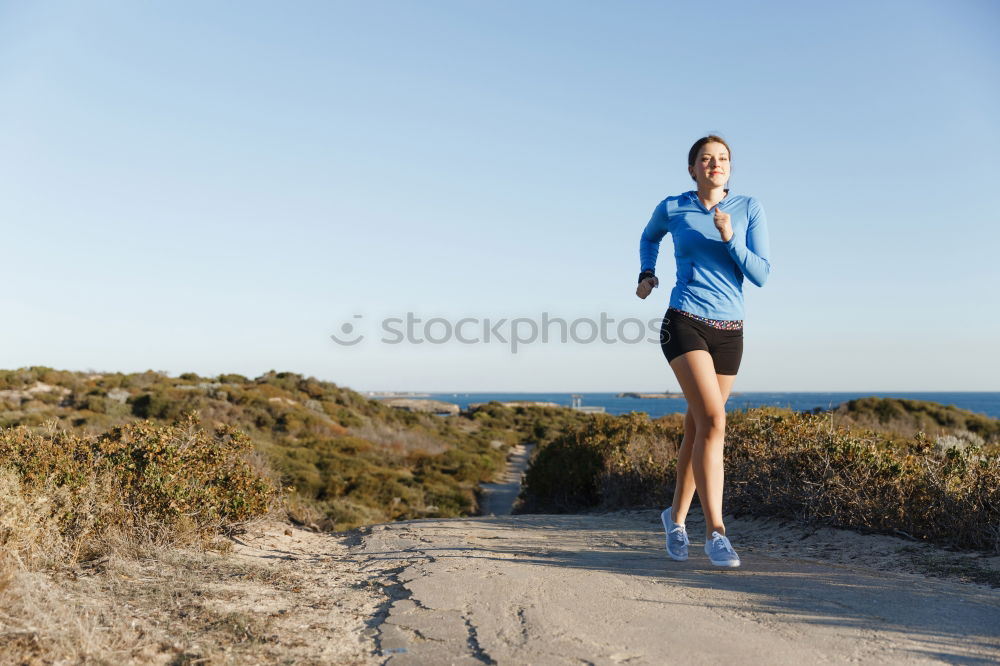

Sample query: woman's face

[689,141,730,189]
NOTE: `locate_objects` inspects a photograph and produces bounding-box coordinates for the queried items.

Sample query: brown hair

[687,135,731,183]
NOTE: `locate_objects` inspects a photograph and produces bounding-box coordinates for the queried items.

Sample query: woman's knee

[693,410,726,436]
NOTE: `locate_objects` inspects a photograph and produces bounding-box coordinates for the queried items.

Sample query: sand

[354,510,1000,664]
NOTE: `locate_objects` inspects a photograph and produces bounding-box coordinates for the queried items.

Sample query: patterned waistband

[668,307,744,330]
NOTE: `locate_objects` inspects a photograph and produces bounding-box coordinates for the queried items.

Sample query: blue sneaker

[660,508,689,561]
[704,531,741,567]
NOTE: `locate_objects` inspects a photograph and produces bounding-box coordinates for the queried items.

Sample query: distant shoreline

[365,391,1000,420]
[365,391,431,398]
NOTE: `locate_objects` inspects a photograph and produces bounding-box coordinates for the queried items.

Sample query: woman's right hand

[636,276,658,299]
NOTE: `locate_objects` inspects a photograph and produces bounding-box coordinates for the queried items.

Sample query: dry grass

[0,417,287,664]
[0,530,346,665]
[0,568,122,664]
[0,513,388,664]
[349,419,450,456]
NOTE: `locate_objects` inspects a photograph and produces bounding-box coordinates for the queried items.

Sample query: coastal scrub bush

[0,414,277,566]
[519,408,1000,553]
[826,397,1000,445]
[0,367,603,533]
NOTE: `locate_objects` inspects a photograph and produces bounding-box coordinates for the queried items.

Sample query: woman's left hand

[714,206,733,243]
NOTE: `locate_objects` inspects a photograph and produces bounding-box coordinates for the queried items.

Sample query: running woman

[636,135,771,567]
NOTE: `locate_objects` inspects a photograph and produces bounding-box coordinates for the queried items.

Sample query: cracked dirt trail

[357,512,1000,665]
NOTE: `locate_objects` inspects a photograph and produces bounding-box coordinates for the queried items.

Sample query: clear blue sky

[2,1,998,392]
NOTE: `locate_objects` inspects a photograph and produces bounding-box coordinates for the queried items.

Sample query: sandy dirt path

[354,511,1000,665]
[477,443,534,517]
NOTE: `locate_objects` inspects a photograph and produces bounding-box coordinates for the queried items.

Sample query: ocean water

[420,392,1000,420]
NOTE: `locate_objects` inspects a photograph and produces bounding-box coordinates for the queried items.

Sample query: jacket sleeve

[724,197,771,287]
[639,201,669,274]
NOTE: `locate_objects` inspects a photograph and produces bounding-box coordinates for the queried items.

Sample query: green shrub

[217,373,249,384]
[81,394,108,414]
[826,397,1000,444]
[130,390,199,421]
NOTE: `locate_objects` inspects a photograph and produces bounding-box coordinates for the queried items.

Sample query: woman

[636,135,771,567]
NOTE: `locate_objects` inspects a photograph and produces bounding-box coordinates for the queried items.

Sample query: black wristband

[638,270,656,284]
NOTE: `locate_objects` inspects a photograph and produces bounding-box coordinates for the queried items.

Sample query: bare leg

[670,408,697,523]
[671,372,736,524]
[668,350,735,537]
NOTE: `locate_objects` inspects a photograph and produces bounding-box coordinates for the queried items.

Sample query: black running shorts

[659,310,744,376]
